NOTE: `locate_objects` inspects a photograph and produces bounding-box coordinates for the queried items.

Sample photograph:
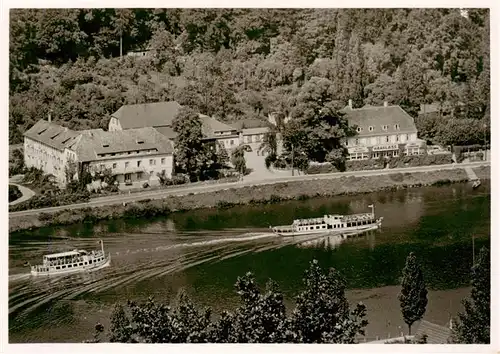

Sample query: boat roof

[44,250,81,258]
[342,213,373,222]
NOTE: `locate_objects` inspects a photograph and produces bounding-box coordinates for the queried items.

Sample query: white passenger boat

[30,240,111,277]
[270,204,383,237]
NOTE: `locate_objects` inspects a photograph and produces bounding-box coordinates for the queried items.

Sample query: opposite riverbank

[9,166,490,233]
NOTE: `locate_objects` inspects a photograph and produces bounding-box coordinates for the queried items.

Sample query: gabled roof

[24,120,80,151]
[74,127,174,162]
[342,105,417,137]
[229,118,269,130]
[111,101,182,129]
[242,127,270,135]
[199,114,239,139]
[414,320,452,344]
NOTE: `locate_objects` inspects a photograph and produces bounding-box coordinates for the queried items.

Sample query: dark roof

[229,118,269,130]
[24,120,80,151]
[154,126,177,139]
[342,105,417,137]
[414,320,452,344]
[242,127,270,135]
[74,127,174,162]
[199,114,239,138]
[112,101,182,129]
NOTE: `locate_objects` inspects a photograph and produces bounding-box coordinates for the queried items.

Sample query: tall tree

[172,107,205,181]
[291,259,368,343]
[452,247,490,344]
[285,77,356,171]
[398,252,428,335]
[231,146,247,179]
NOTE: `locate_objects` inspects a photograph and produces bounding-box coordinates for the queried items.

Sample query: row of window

[349,134,415,146]
[297,219,375,231]
[347,149,423,160]
[35,257,105,272]
[25,144,64,164]
[357,124,400,133]
[100,157,167,171]
[124,170,166,182]
[97,149,157,158]
[244,134,264,143]
[223,139,236,147]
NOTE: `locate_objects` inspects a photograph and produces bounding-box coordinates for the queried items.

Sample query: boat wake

[8,230,280,320]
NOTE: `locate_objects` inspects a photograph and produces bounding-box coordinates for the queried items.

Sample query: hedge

[386,154,453,168]
[346,159,385,171]
[9,185,22,203]
[305,154,453,175]
[9,190,91,212]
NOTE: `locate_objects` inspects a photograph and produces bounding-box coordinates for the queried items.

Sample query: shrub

[346,159,384,171]
[390,173,405,182]
[273,156,288,169]
[269,194,283,204]
[387,154,452,169]
[306,163,338,175]
[216,200,236,209]
[9,185,22,203]
[9,189,90,212]
[265,153,277,169]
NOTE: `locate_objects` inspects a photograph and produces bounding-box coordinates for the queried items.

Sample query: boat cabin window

[68,264,72,268]
[56,266,60,270]
[89,260,92,264]
[79,263,83,266]
[62,265,66,269]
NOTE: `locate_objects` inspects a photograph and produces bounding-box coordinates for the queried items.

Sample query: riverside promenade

[9,161,489,219]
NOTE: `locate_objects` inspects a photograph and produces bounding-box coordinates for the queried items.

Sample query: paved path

[9,182,36,206]
[464,166,479,181]
[9,161,489,219]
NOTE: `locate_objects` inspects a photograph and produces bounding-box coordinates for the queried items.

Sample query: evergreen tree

[398,252,428,335]
[452,247,490,344]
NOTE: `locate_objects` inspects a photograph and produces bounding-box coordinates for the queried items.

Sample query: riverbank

[9,167,489,233]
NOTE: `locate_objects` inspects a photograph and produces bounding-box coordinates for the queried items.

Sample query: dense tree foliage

[231,145,247,178]
[172,107,226,181]
[398,252,428,335]
[452,247,490,344]
[102,259,368,343]
[10,8,489,149]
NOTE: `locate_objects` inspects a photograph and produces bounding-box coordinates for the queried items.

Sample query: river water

[9,183,490,343]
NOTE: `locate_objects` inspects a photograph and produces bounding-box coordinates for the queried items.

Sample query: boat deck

[341,213,374,222]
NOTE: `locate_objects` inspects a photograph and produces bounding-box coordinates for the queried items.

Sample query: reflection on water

[8,183,490,343]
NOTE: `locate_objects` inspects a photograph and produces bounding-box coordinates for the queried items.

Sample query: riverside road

[9,161,489,219]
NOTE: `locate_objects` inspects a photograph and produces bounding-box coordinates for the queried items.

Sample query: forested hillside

[9,8,490,145]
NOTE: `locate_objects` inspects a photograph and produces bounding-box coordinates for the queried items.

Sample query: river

[8,182,490,343]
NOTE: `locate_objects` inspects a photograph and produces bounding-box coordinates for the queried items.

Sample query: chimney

[348,99,353,109]
[384,101,388,107]
[48,112,52,123]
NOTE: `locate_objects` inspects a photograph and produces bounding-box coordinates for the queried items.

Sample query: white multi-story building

[23,119,80,187]
[343,101,426,161]
[23,120,174,189]
[74,127,174,188]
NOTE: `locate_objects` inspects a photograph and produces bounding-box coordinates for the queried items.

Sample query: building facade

[24,120,174,189]
[23,119,80,187]
[343,101,426,161]
[75,127,174,188]
[110,101,242,153]
[240,127,270,152]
